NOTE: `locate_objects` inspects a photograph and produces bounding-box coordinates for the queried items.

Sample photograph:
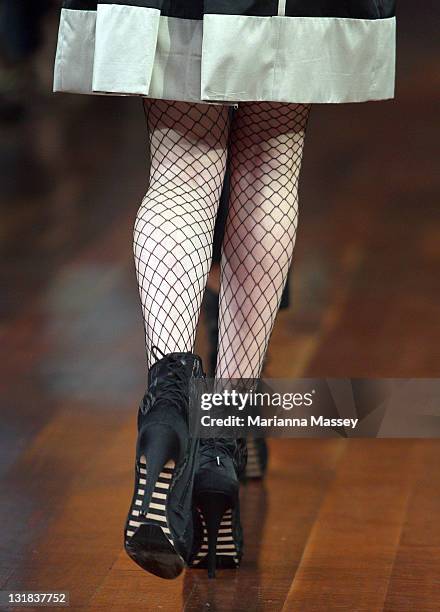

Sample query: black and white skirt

[53,1,396,106]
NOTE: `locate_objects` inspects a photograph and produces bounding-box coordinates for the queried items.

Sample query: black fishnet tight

[217,102,310,379]
[134,100,229,368]
[134,99,310,376]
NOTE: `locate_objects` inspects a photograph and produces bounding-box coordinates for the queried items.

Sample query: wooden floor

[1,2,439,610]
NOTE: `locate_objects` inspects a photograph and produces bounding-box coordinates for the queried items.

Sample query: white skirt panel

[53,6,396,105]
[53,9,97,95]
[201,15,396,103]
[93,5,160,95]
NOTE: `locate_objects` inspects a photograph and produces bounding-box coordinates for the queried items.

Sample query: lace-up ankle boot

[124,348,205,579]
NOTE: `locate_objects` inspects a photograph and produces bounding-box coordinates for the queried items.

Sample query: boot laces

[141,346,192,416]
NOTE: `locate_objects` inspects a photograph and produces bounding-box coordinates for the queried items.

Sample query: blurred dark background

[1,2,439,610]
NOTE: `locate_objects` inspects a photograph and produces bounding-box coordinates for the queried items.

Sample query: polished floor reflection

[1,1,439,609]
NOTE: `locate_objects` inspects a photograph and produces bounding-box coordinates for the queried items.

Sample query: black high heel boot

[189,438,247,578]
[124,348,205,579]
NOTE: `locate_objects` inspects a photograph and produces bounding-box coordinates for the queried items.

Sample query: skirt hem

[53,9,396,105]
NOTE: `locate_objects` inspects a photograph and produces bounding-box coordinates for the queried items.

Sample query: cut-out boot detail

[189,438,246,577]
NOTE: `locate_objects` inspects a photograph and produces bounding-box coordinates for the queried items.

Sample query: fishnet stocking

[216,102,311,379]
[134,99,310,376]
[133,100,230,368]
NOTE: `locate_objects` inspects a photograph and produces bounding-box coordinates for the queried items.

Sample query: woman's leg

[126,100,230,579]
[134,99,230,367]
[216,102,311,379]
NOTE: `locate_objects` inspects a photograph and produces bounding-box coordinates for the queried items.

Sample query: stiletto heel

[125,424,181,578]
[136,424,180,518]
[197,492,231,578]
[189,438,246,576]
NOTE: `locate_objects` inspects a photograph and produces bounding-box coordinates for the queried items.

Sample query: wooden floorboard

[2,407,134,606]
[282,440,420,611]
[384,441,440,612]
